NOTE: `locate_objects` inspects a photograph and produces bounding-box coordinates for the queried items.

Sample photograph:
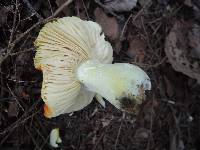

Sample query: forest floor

[0,0,200,149]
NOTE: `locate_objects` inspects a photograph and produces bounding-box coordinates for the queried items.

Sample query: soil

[0,0,200,150]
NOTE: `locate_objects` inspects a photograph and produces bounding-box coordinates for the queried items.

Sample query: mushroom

[49,128,62,148]
[34,17,151,118]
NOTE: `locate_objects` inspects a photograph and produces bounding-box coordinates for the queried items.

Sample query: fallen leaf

[165,20,200,83]
[94,7,119,41]
[127,38,146,62]
[188,24,200,59]
[134,128,150,139]
[98,0,137,12]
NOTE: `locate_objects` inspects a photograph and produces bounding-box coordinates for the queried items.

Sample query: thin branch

[114,113,125,150]
[52,0,73,18]
[8,0,18,45]
[47,0,53,15]
[23,0,43,20]
[10,47,35,56]
[146,95,155,150]
[94,0,124,20]
[6,83,25,112]
[0,0,74,66]
[81,0,90,19]
[0,100,41,136]
[120,13,133,41]
[25,126,41,149]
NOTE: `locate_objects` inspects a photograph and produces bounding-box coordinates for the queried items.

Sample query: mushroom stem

[76,60,151,112]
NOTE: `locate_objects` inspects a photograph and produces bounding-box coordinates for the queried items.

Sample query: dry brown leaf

[165,20,200,83]
[127,38,146,62]
[94,7,119,41]
[134,128,149,139]
[98,0,137,12]
[188,24,200,59]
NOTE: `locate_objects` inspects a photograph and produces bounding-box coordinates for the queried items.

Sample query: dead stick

[0,0,74,66]
[8,0,18,45]
[23,0,43,20]
[51,0,73,18]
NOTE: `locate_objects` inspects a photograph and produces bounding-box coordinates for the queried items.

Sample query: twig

[7,83,25,112]
[120,8,144,41]
[94,0,124,20]
[0,108,40,145]
[92,133,105,150]
[47,0,53,15]
[8,0,18,46]
[114,113,125,150]
[120,14,133,41]
[34,124,49,149]
[92,121,112,150]
[0,100,41,136]
[0,18,51,65]
[10,47,35,56]
[52,0,73,18]
[0,0,74,66]
[169,105,182,149]
[141,16,153,52]
[146,95,155,150]
[0,97,15,102]
[129,56,167,69]
[0,68,4,98]
[161,98,176,105]
[81,0,90,19]
[120,0,152,40]
[25,125,41,149]
[23,0,43,20]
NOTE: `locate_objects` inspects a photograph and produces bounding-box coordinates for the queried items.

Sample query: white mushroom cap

[34,17,151,118]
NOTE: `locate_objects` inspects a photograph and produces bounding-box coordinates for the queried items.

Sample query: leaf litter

[165,20,200,83]
[97,0,137,12]
[0,0,200,150]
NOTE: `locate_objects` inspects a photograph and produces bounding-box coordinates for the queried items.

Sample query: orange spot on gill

[44,104,53,118]
[35,65,44,71]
